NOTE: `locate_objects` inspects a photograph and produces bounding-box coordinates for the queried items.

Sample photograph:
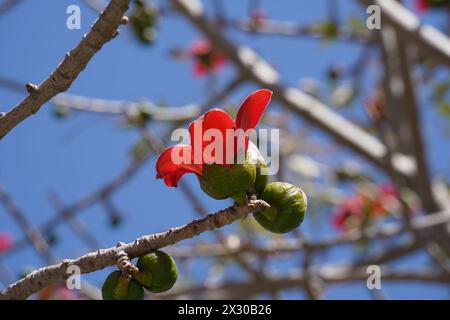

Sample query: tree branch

[0,186,56,264]
[0,0,23,16]
[0,199,269,300]
[166,209,450,259]
[0,0,131,141]
[223,18,369,43]
[359,0,450,66]
[171,0,416,179]
[1,143,151,258]
[160,267,449,299]
[379,22,438,213]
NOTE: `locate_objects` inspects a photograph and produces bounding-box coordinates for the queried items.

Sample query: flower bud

[133,250,178,293]
[254,182,307,233]
[102,271,144,300]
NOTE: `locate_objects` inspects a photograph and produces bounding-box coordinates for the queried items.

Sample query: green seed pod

[197,161,256,202]
[197,141,271,202]
[254,163,269,194]
[133,251,178,293]
[254,182,307,234]
[101,271,144,300]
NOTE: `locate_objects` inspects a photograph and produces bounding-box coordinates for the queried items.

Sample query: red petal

[163,173,185,188]
[235,89,272,131]
[416,0,428,12]
[211,52,227,70]
[0,232,13,253]
[156,145,203,187]
[190,39,212,56]
[189,109,236,165]
[193,62,207,77]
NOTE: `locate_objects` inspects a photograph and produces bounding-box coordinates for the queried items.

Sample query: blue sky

[0,0,449,299]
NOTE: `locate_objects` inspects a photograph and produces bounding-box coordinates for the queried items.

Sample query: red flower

[0,232,13,253]
[372,183,398,215]
[379,183,398,197]
[364,97,385,122]
[332,196,364,231]
[250,7,267,27]
[415,0,429,12]
[190,39,227,76]
[156,89,273,187]
[332,183,399,231]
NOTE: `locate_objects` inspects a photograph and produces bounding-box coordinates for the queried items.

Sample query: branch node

[120,16,129,25]
[25,83,38,94]
[116,250,138,278]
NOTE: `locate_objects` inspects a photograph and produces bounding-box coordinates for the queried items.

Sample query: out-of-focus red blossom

[332,184,399,231]
[38,284,78,300]
[370,183,397,215]
[364,85,386,122]
[416,0,430,12]
[332,196,364,231]
[0,232,13,253]
[250,8,267,26]
[364,97,385,122]
[415,0,448,12]
[156,89,273,187]
[190,39,227,76]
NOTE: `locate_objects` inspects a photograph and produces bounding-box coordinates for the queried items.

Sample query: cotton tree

[0,0,449,300]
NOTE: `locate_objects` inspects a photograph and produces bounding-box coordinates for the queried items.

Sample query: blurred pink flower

[189,39,227,77]
[250,8,267,24]
[415,0,430,12]
[372,183,398,215]
[332,183,400,231]
[0,232,13,253]
[332,196,364,231]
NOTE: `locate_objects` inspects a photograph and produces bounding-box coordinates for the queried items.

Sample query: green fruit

[197,142,270,202]
[134,251,178,293]
[254,162,269,194]
[254,182,307,234]
[102,271,144,300]
[198,161,256,201]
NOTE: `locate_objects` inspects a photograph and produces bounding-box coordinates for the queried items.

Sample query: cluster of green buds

[198,142,307,234]
[101,250,178,300]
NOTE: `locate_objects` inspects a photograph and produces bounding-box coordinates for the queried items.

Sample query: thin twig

[171,0,416,180]
[0,199,269,300]
[0,0,131,140]
[159,267,449,299]
[0,186,56,264]
[0,0,23,16]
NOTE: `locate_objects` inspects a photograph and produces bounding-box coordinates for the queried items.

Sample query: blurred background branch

[0,0,449,300]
